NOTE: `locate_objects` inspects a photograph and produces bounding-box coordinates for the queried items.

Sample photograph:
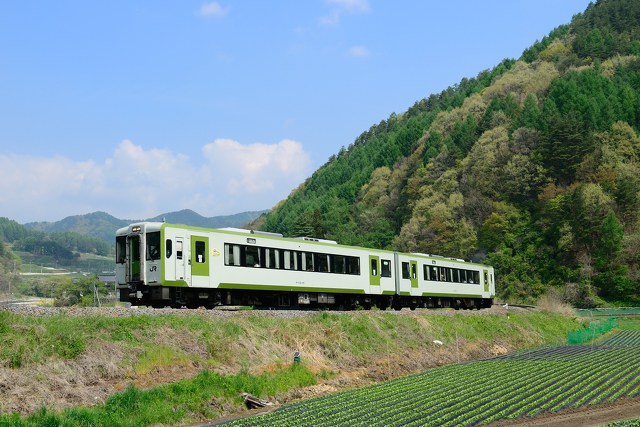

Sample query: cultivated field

[216,329,640,427]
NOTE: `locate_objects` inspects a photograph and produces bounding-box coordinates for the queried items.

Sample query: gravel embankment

[0,304,523,318]
[0,304,318,318]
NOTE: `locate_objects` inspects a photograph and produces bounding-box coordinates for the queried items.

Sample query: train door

[175,237,186,281]
[369,255,380,291]
[129,235,141,282]
[190,235,210,286]
[483,269,489,293]
[410,260,418,289]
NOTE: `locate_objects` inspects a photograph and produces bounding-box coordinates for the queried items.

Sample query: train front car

[115,222,163,306]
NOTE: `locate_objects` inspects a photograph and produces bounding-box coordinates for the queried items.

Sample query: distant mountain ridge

[24,209,268,243]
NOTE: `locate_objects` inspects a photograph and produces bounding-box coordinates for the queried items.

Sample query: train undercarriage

[119,283,493,311]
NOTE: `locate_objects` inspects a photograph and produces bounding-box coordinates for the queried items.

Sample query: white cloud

[319,10,341,26]
[349,45,370,57]
[0,139,311,223]
[202,138,310,193]
[198,2,229,18]
[321,0,370,25]
[326,0,370,13]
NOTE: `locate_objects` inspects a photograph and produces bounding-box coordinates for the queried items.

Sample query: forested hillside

[261,0,640,306]
[25,209,268,242]
[0,217,110,258]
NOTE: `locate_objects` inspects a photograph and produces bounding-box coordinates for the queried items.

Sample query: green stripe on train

[422,292,484,298]
[218,283,366,294]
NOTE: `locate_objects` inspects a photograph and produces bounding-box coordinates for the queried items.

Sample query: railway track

[0,303,525,318]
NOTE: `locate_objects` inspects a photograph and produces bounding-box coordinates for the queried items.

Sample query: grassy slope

[0,308,582,426]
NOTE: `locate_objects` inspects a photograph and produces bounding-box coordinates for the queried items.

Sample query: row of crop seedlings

[479,358,604,424]
[420,360,576,426]
[241,365,459,427]
[222,362,501,427]
[455,352,627,425]
[361,363,516,427]
[494,344,604,361]
[379,350,635,427]
[319,361,542,427]
[601,330,640,347]
[521,348,640,418]
[219,334,640,427]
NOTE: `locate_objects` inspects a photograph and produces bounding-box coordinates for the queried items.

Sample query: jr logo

[150,266,157,272]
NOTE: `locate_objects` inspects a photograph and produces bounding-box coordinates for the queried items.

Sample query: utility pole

[93,282,101,307]
[10,260,16,302]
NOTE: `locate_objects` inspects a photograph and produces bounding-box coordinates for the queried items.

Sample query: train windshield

[146,232,161,261]
[116,236,126,264]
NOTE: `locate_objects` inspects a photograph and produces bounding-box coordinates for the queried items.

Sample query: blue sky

[0,0,592,223]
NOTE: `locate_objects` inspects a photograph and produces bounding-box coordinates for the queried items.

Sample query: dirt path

[489,397,640,427]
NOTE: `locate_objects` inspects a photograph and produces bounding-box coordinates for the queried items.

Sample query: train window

[266,248,280,269]
[225,244,241,266]
[381,259,391,278]
[473,271,480,284]
[318,254,329,272]
[283,250,292,270]
[303,252,314,271]
[295,251,303,271]
[332,255,345,274]
[347,256,360,275]
[146,232,161,261]
[402,262,410,279]
[195,241,206,263]
[371,258,378,277]
[460,269,467,283]
[176,241,183,260]
[116,236,126,264]
[245,245,261,267]
[428,266,437,281]
[289,251,298,270]
[224,244,232,265]
[464,270,475,283]
[411,263,417,280]
[166,239,172,258]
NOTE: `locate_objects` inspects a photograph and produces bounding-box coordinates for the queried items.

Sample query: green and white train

[115,222,495,310]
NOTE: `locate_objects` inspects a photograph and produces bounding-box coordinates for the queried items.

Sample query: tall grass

[0,365,316,427]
